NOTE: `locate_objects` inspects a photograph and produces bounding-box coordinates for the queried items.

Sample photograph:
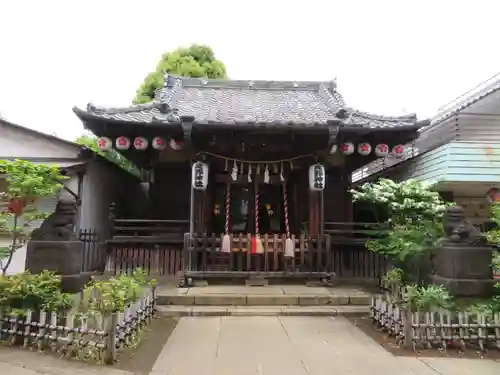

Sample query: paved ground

[150,316,500,375]
[0,348,131,375]
[157,284,373,297]
[2,316,500,374]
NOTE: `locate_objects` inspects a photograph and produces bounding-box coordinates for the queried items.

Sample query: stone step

[156,294,370,306]
[156,305,370,317]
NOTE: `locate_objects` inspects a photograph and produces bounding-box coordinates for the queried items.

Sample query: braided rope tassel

[282,179,295,257]
[251,181,264,254]
[255,183,259,237]
[225,182,231,235]
[282,182,290,238]
[221,181,231,253]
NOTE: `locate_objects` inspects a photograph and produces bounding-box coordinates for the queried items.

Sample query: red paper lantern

[96,137,112,151]
[133,136,148,150]
[170,138,185,151]
[152,137,167,150]
[115,136,130,150]
[340,142,354,155]
[392,144,405,158]
[374,144,389,157]
[357,143,372,156]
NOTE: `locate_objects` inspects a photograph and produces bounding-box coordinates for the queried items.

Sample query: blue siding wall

[398,144,450,184]
[399,142,500,184]
[444,142,500,183]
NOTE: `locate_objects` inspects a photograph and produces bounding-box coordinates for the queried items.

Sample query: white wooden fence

[0,287,156,364]
[371,294,500,351]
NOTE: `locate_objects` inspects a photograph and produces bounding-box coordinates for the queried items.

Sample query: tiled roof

[74,74,427,129]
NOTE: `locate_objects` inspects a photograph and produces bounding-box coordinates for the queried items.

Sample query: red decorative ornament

[96,137,112,151]
[115,136,130,150]
[357,143,372,156]
[486,188,500,205]
[340,142,354,155]
[170,138,185,151]
[8,198,27,216]
[133,137,148,150]
[392,144,405,158]
[374,144,389,157]
[152,137,167,150]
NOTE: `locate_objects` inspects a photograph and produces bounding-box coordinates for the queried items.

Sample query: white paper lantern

[96,137,112,151]
[170,138,185,151]
[133,136,148,150]
[308,163,326,191]
[392,144,405,158]
[357,143,372,156]
[152,137,167,150]
[340,142,354,155]
[374,143,390,157]
[192,161,209,190]
[115,136,130,150]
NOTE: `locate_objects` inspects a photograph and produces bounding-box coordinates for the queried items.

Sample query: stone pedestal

[25,240,91,293]
[431,243,495,297]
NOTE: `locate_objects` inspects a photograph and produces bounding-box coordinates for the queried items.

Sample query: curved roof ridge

[84,101,156,115]
[162,73,336,91]
[350,109,418,122]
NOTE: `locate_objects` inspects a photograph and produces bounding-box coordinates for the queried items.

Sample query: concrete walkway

[151,316,500,375]
[0,348,131,375]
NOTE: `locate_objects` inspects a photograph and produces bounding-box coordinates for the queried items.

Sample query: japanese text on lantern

[313,165,324,190]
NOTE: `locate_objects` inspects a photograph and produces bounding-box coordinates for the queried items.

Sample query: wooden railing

[79,228,106,273]
[183,233,389,280]
[110,219,189,243]
[105,221,390,281]
[323,222,389,243]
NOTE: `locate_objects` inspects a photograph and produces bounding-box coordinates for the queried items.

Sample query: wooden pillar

[193,191,206,235]
[308,191,320,237]
[342,167,353,222]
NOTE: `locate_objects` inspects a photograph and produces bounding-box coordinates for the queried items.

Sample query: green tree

[133,44,228,104]
[351,179,450,283]
[0,160,67,275]
[75,134,140,177]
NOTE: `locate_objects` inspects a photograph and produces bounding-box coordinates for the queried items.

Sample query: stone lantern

[431,206,495,297]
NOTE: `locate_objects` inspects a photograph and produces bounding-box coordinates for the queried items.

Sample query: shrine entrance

[211,182,285,235]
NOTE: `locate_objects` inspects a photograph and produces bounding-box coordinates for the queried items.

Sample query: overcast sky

[1,1,499,141]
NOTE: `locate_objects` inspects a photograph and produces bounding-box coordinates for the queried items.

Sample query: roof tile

[75,75,426,129]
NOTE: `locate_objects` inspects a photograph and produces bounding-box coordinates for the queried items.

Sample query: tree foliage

[351,179,449,269]
[75,134,140,177]
[0,159,67,275]
[133,44,228,104]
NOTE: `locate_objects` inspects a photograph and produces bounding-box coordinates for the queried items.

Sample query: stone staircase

[155,284,373,317]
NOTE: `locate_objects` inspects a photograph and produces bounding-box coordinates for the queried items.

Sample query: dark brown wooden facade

[74,74,428,283]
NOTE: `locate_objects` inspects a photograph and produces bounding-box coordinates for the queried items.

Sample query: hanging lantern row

[96,136,185,152]
[330,142,406,158]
